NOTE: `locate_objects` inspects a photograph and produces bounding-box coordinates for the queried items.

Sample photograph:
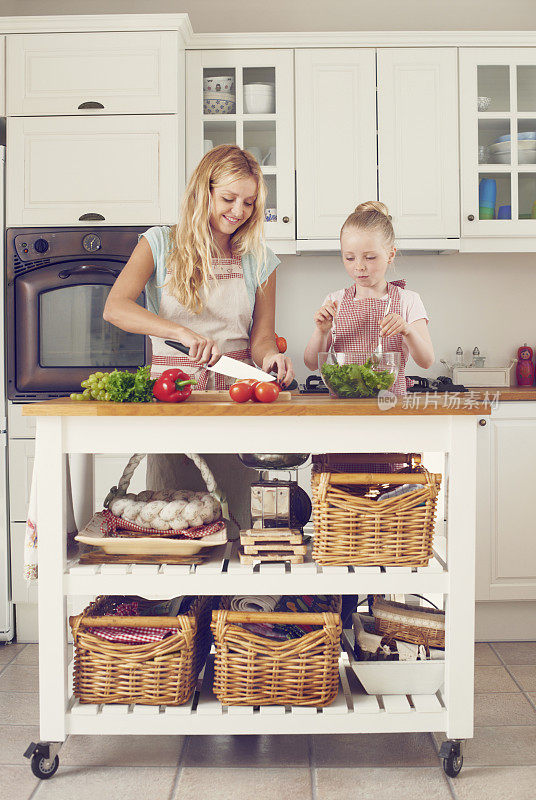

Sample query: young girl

[104,144,294,524]
[304,201,434,392]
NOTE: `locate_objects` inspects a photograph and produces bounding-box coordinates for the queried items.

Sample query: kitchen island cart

[22,396,487,780]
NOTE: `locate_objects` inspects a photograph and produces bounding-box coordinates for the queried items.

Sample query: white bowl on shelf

[244,83,275,114]
[203,92,236,115]
[203,75,234,92]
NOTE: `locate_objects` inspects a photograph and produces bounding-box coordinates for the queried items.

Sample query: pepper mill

[516,344,535,386]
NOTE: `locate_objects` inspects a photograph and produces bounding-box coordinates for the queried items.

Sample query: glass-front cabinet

[186,50,294,242]
[460,48,536,236]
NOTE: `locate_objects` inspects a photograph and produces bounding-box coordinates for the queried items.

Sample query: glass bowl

[318,351,400,398]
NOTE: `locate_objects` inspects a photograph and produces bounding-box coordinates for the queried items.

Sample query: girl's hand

[262,353,295,387]
[380,313,409,338]
[178,329,221,366]
[314,300,338,334]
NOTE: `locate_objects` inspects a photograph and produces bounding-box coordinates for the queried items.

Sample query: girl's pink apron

[333,279,409,396]
[332,279,410,473]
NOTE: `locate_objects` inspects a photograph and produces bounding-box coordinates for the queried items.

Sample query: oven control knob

[33,238,49,254]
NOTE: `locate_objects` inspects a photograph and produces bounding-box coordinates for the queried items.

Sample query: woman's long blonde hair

[165,144,268,313]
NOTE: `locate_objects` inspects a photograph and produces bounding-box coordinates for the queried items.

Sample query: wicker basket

[70,595,215,705]
[311,467,441,567]
[211,596,342,706]
[372,597,445,649]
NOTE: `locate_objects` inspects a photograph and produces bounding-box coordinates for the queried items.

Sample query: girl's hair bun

[354,200,390,218]
[342,199,395,249]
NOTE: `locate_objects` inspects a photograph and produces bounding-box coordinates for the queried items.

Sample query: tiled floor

[1,641,536,800]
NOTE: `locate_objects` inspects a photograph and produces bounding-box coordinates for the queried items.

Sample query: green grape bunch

[70,371,111,402]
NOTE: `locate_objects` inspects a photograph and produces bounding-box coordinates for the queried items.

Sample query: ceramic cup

[265,208,277,222]
[203,139,214,154]
[263,146,276,166]
[246,146,262,162]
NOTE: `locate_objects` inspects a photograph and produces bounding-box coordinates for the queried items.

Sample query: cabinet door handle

[78,101,105,110]
[282,216,290,223]
[478,418,487,426]
[79,213,105,221]
[467,214,475,221]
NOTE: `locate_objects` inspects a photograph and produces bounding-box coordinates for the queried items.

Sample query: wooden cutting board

[190,390,292,401]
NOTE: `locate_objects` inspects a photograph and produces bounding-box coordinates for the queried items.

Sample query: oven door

[12,261,146,396]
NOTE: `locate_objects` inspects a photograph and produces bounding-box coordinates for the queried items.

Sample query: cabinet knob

[478,418,487,426]
[78,101,105,110]
[467,214,475,221]
[282,216,290,223]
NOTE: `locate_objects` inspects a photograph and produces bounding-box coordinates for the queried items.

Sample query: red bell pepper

[152,368,197,403]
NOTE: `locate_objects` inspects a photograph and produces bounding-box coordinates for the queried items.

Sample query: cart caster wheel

[443,751,463,778]
[30,753,59,780]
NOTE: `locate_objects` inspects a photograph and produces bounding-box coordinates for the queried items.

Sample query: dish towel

[24,456,78,582]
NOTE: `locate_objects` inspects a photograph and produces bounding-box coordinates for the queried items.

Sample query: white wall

[275,251,535,383]
[0,0,534,31]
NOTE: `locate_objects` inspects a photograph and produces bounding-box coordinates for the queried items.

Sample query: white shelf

[64,540,448,598]
[66,653,447,736]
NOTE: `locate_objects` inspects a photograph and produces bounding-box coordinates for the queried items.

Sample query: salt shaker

[472,346,486,368]
[455,347,464,367]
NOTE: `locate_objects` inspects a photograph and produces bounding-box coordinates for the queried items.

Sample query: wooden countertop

[22,394,492,417]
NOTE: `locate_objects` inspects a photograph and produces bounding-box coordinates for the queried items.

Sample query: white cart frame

[25,405,483,777]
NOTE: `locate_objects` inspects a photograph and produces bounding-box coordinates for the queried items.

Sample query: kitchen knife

[164,340,276,383]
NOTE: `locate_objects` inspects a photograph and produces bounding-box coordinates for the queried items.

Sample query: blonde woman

[104,144,294,521]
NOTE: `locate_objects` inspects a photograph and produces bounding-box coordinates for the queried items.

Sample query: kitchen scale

[237,454,312,530]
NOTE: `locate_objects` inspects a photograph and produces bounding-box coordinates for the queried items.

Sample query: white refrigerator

[0,146,13,640]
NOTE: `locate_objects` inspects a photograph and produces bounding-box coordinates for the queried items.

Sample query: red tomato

[254,382,280,403]
[276,336,287,353]
[229,382,254,403]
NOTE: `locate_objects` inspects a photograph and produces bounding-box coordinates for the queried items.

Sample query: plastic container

[479,177,496,209]
[497,205,511,219]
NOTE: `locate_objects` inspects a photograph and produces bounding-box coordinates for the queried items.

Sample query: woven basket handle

[214,611,340,625]
[103,452,224,508]
[328,470,441,486]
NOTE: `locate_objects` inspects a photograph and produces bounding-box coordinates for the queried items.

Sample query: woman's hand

[380,313,409,338]
[314,301,338,334]
[261,352,295,387]
[178,328,221,366]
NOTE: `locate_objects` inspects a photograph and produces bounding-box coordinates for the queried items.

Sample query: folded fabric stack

[101,510,225,540]
[233,594,336,641]
[85,595,193,645]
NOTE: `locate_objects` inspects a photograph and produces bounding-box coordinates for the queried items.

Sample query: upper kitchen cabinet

[377,48,459,239]
[186,50,295,244]
[295,49,377,241]
[6,32,180,116]
[7,115,179,226]
[460,48,536,240]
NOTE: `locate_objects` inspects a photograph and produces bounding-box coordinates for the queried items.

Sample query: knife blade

[164,340,276,383]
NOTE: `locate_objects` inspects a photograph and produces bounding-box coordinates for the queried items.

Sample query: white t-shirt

[322,286,429,361]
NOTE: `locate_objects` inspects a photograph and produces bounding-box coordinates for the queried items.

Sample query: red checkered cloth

[101,510,225,539]
[84,625,174,645]
[151,347,253,389]
[84,598,177,644]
